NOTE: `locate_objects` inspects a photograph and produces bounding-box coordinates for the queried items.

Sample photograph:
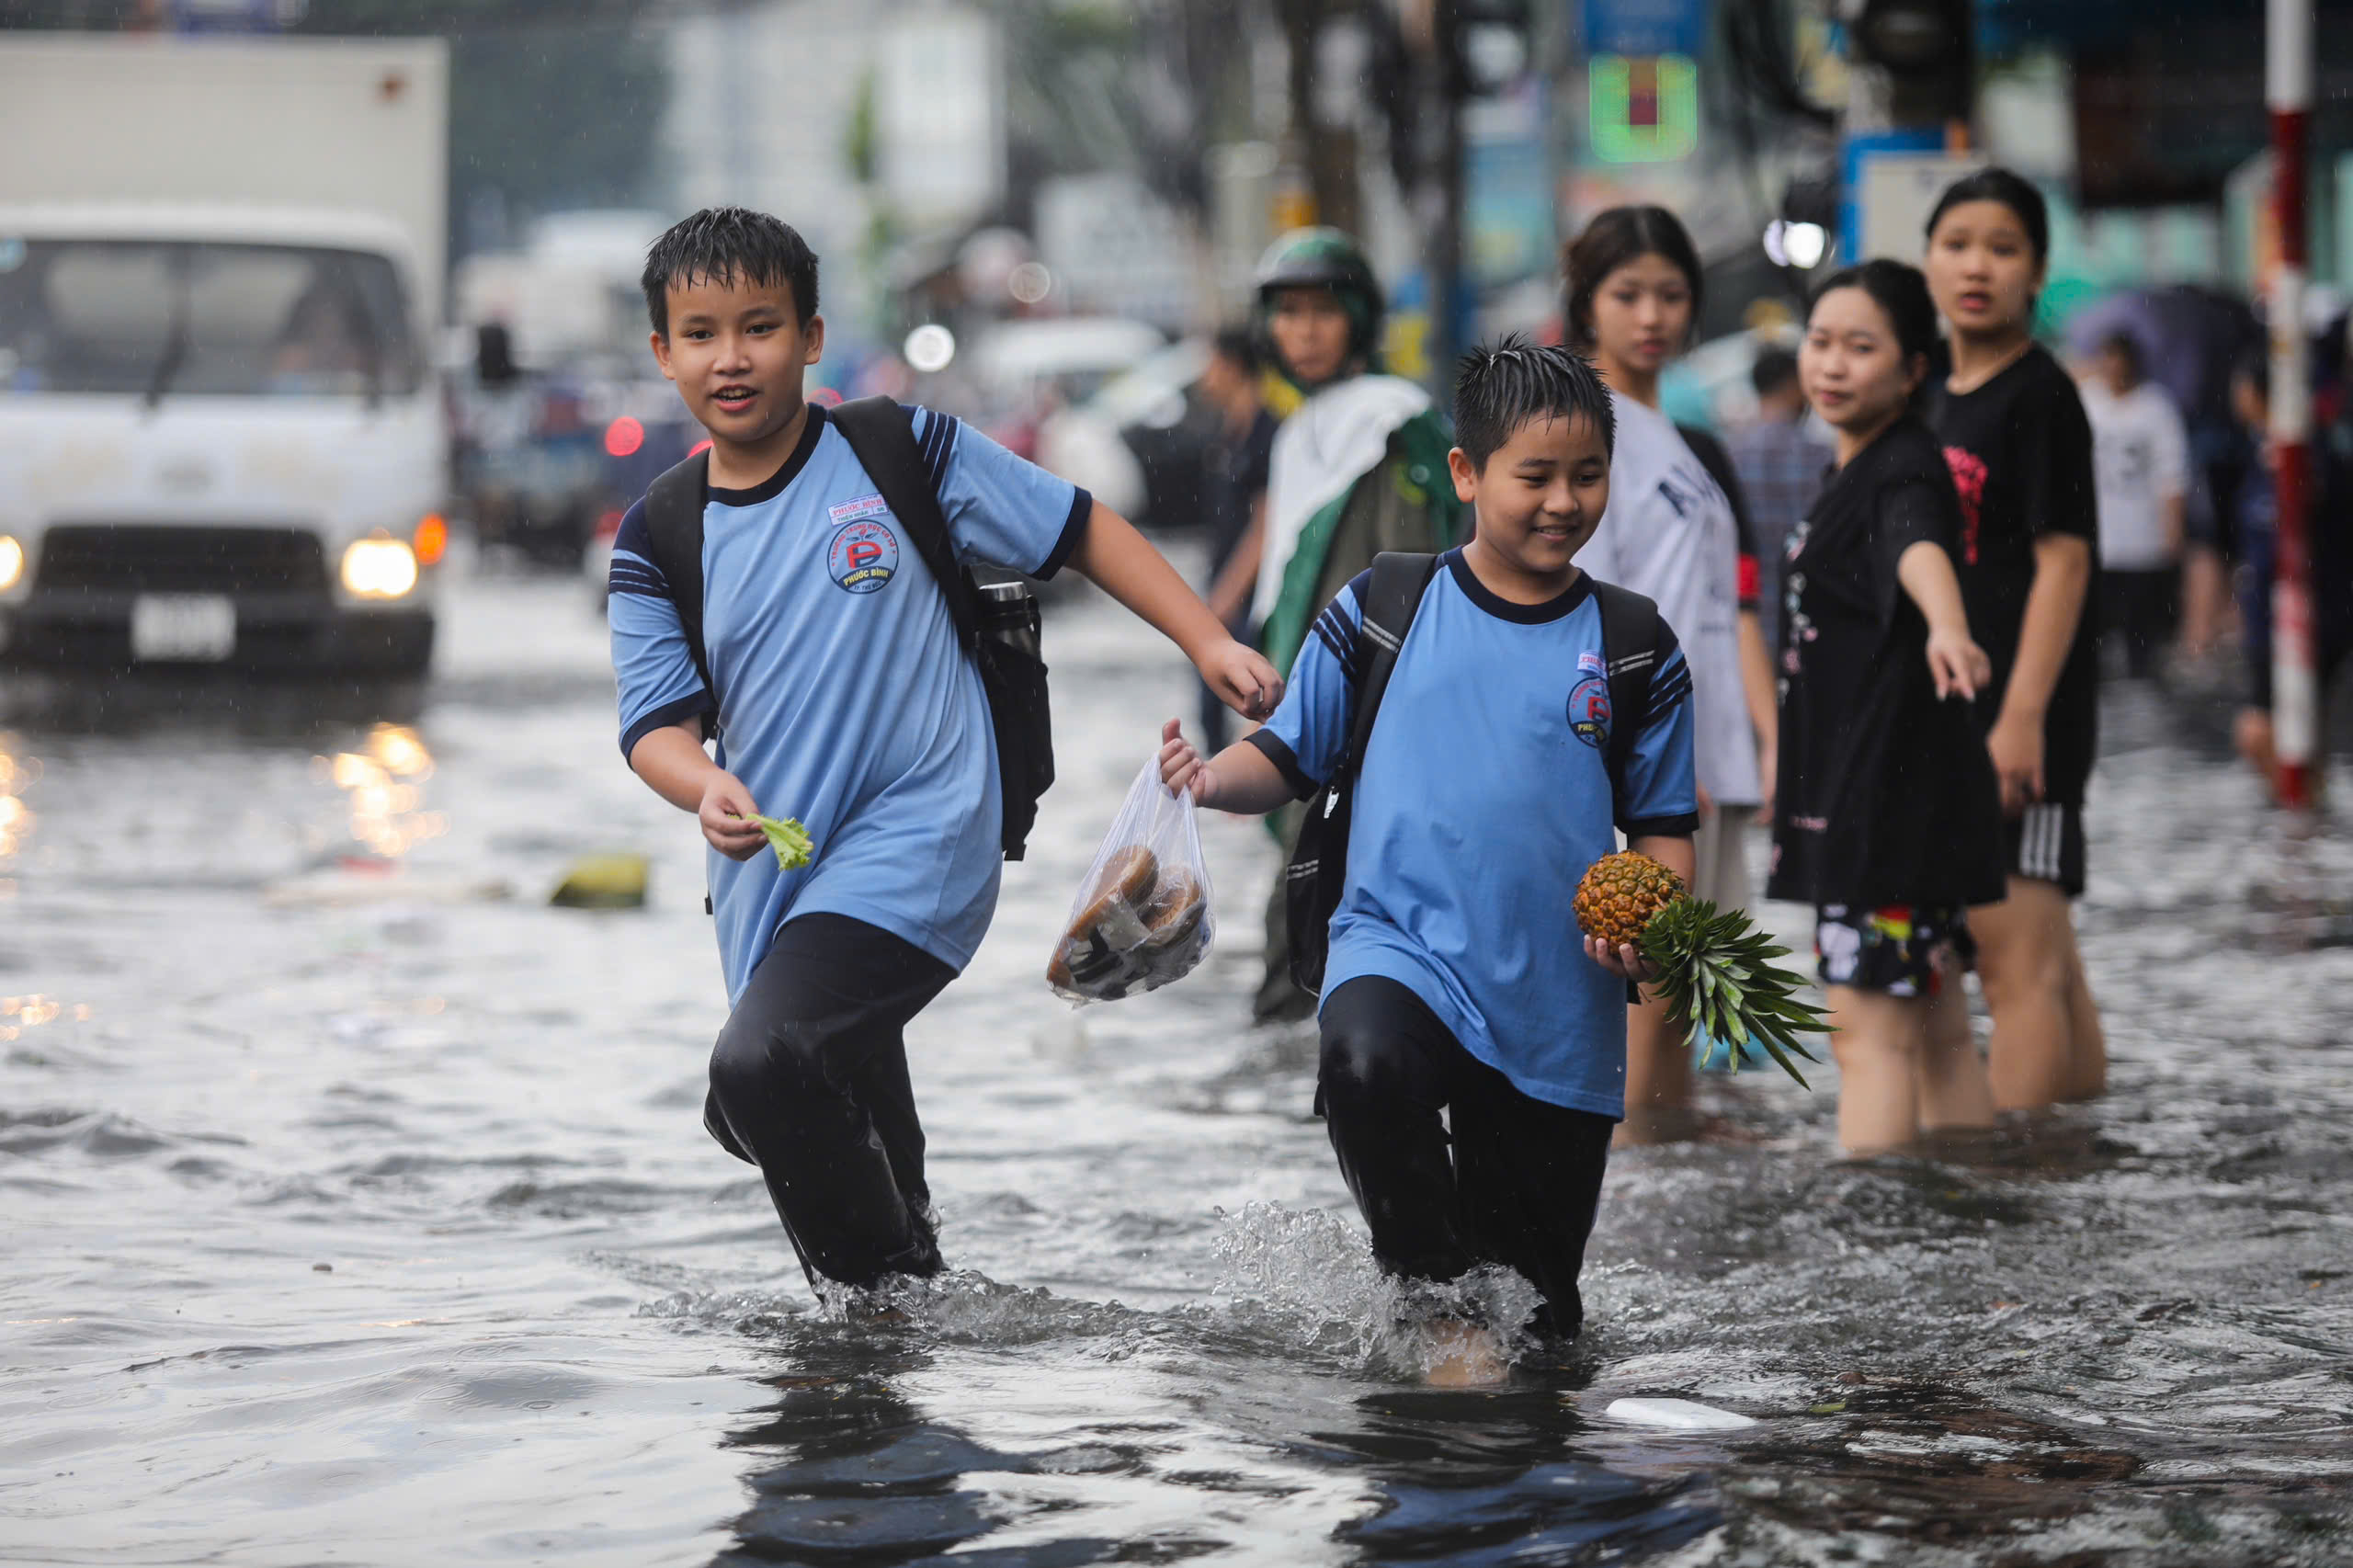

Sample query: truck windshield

[0,238,422,399]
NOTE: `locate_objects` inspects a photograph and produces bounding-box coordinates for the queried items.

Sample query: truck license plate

[131,595,236,662]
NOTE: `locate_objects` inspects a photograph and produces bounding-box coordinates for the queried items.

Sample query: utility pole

[1427,0,1466,383]
[1274,0,1362,237]
[1412,0,1529,390]
[2267,0,2317,809]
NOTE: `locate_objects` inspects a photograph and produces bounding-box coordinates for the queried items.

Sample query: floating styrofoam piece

[1603,1397,1758,1431]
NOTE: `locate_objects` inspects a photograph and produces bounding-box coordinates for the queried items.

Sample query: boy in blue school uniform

[611,208,1281,1297]
[1159,340,1698,1377]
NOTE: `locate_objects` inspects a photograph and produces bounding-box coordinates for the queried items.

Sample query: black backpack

[1284,552,1664,994]
[641,395,1054,861]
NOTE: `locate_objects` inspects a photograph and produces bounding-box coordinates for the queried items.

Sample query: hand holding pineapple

[1574,849,1829,1086]
[1583,933,1658,983]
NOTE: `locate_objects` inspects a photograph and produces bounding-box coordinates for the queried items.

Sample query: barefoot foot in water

[1423,1320,1508,1387]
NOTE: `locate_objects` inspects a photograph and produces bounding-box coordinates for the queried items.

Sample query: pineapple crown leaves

[1636,896,1829,1089]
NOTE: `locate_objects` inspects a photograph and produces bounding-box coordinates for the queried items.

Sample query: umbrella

[2066,284,2261,428]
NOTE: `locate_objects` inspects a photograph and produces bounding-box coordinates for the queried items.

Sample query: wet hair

[641,207,820,337]
[1211,324,1259,377]
[1809,260,1942,396]
[1561,205,1704,350]
[2097,330,2144,382]
[1750,344,1800,398]
[1924,167,2050,267]
[1453,333,1617,470]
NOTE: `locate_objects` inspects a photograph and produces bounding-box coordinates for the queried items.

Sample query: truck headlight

[341,534,418,599]
[0,536,21,593]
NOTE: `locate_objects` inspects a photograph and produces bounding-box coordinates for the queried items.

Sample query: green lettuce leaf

[750,813,813,870]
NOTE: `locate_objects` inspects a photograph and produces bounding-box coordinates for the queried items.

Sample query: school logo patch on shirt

[827,517,900,594]
[1566,673,1611,748]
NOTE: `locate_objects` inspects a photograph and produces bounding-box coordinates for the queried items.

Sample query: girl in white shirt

[1563,205,1780,1144]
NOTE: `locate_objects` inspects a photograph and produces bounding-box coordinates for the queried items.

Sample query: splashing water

[1210,1200,1544,1378]
[633,1204,1549,1386]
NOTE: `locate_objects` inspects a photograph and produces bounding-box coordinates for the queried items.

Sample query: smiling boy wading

[608,209,1281,1297]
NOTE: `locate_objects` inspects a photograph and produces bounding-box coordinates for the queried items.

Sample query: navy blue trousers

[704,914,957,1291]
[1318,977,1615,1337]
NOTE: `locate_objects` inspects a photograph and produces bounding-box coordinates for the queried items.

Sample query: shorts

[1814,903,1975,997]
[2006,801,2086,896]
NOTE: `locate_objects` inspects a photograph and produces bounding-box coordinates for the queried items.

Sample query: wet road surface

[3,564,2349,1566]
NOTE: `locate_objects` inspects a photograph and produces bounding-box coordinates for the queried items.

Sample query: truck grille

[38,526,331,597]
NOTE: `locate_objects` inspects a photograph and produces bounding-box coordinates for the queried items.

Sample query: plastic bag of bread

[1047,756,1216,1003]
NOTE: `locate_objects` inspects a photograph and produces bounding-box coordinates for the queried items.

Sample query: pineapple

[1574,850,1828,1086]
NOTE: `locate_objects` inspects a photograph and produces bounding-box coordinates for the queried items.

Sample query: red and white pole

[2268,0,2317,808]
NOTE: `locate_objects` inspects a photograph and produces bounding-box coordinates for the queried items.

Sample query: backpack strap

[1676,424,1753,545]
[827,395,978,652]
[1678,421,1765,608]
[1336,551,1441,781]
[643,449,716,741]
[1593,579,1663,824]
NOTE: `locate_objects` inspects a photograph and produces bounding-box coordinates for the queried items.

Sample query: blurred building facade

[656,0,1005,342]
[11,1,2352,387]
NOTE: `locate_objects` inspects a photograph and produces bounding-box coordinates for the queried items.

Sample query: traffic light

[1851,0,1972,121]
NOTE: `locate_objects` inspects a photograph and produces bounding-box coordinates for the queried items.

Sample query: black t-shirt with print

[1926,344,2100,804]
[1767,416,2007,912]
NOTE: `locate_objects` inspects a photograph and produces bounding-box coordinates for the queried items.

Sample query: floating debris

[1603,1397,1758,1431]
[549,853,649,910]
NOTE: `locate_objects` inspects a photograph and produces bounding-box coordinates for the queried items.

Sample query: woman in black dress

[1921,168,2107,1114]
[1768,260,2007,1154]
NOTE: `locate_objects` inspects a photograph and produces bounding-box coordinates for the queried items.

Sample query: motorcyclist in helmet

[1242,227,1466,1020]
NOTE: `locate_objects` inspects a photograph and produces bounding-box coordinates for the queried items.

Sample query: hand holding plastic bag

[1046,756,1216,1004]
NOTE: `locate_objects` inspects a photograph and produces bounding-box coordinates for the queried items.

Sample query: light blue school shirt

[1248,551,1699,1119]
[608,403,1088,1003]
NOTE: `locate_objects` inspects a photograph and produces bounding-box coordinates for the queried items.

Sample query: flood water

[4,566,2349,1566]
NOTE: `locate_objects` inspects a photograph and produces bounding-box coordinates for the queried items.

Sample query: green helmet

[1254,226,1384,386]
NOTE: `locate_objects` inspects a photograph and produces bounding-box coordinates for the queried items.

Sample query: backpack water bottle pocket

[972,575,1053,858]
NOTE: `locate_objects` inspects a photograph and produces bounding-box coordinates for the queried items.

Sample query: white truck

[0,34,449,679]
